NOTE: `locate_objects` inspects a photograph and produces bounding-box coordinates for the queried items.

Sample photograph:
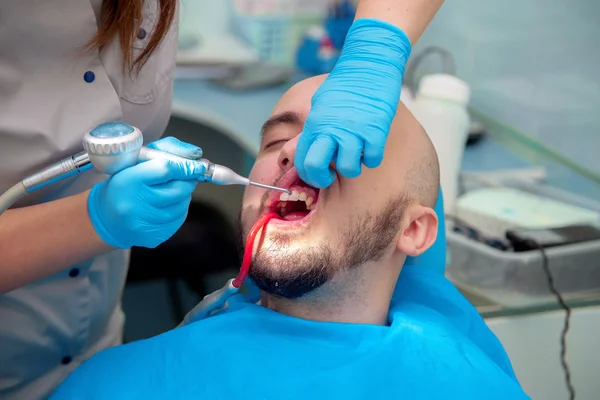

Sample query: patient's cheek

[248,158,277,185]
[243,185,261,206]
[244,159,277,204]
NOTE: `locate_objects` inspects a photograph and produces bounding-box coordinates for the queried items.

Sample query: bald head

[390,101,440,208]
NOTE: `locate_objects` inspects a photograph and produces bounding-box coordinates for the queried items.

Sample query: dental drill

[0,122,290,216]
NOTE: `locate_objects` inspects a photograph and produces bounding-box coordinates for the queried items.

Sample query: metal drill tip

[249,181,292,194]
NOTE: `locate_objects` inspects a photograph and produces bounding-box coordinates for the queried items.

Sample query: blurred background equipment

[456,187,600,239]
[448,179,600,309]
[231,0,330,67]
[410,73,471,215]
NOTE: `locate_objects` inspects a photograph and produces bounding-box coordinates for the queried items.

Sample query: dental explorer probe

[139,147,291,194]
[0,122,290,216]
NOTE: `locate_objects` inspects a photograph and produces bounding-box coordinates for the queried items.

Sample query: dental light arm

[0,122,289,216]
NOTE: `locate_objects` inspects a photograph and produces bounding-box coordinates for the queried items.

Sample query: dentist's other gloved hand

[88,137,206,249]
[295,19,412,188]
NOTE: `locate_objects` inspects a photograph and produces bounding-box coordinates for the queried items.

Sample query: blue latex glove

[88,137,206,249]
[295,18,412,188]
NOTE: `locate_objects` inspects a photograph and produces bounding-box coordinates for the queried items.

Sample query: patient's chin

[250,245,332,300]
[249,250,333,299]
[249,265,330,300]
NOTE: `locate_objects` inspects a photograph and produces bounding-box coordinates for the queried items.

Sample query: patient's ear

[396,205,438,257]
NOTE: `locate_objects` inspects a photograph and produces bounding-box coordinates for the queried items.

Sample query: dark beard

[237,195,408,300]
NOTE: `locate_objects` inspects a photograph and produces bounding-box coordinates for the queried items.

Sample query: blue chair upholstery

[403,191,446,275]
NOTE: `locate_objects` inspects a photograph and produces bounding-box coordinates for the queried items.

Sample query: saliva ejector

[0,122,290,215]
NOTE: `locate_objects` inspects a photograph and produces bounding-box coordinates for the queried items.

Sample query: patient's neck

[261,257,403,325]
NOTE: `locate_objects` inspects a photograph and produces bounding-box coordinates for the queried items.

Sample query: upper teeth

[278,190,315,210]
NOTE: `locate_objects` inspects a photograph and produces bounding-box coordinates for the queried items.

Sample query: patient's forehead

[272,75,328,117]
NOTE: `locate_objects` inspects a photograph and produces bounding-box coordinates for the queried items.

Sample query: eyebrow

[260,110,304,137]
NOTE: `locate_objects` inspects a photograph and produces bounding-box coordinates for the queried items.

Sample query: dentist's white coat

[0,1,178,398]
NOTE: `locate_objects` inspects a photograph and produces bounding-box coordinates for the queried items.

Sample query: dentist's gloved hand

[88,137,206,249]
[295,19,412,188]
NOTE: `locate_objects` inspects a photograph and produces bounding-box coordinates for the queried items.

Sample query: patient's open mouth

[273,181,319,221]
[265,173,320,225]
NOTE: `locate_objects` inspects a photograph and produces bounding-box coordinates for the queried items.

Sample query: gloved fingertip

[190,148,203,159]
[308,168,335,189]
[338,166,361,179]
[362,155,383,169]
[149,136,180,148]
[163,136,180,144]
[362,141,386,169]
[177,141,203,158]
[148,137,203,159]
[293,138,311,178]
[294,159,306,180]
[316,177,335,189]
[295,166,308,186]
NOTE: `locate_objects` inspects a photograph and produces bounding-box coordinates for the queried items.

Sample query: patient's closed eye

[264,139,288,149]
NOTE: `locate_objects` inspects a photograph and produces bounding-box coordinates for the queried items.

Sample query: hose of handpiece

[0,182,27,215]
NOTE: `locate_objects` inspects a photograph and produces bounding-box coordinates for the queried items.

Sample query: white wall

[487,306,600,400]
[179,0,231,38]
[413,0,600,177]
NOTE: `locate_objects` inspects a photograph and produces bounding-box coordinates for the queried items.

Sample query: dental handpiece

[0,122,291,216]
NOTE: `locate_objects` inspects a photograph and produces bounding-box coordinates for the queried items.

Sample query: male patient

[52,76,529,400]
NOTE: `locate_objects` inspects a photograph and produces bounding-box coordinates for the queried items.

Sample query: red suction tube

[232,212,279,288]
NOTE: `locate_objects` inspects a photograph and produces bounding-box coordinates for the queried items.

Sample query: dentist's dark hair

[85,0,177,74]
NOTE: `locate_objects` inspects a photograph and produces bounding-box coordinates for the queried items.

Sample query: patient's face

[239,76,421,299]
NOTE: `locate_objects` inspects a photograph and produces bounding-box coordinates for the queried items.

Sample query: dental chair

[127,200,240,325]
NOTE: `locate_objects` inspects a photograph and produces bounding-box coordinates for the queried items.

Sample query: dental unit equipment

[0,122,290,215]
[179,212,278,326]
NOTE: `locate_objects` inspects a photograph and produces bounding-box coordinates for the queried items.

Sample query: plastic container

[446,229,600,308]
[411,74,471,215]
[446,182,600,308]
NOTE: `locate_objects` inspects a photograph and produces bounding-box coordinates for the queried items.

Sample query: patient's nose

[278,136,299,171]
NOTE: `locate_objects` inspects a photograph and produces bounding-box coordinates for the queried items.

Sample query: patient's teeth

[280,193,289,201]
[298,192,307,201]
[277,202,285,208]
[290,190,299,201]
[305,197,314,207]
[306,203,314,211]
